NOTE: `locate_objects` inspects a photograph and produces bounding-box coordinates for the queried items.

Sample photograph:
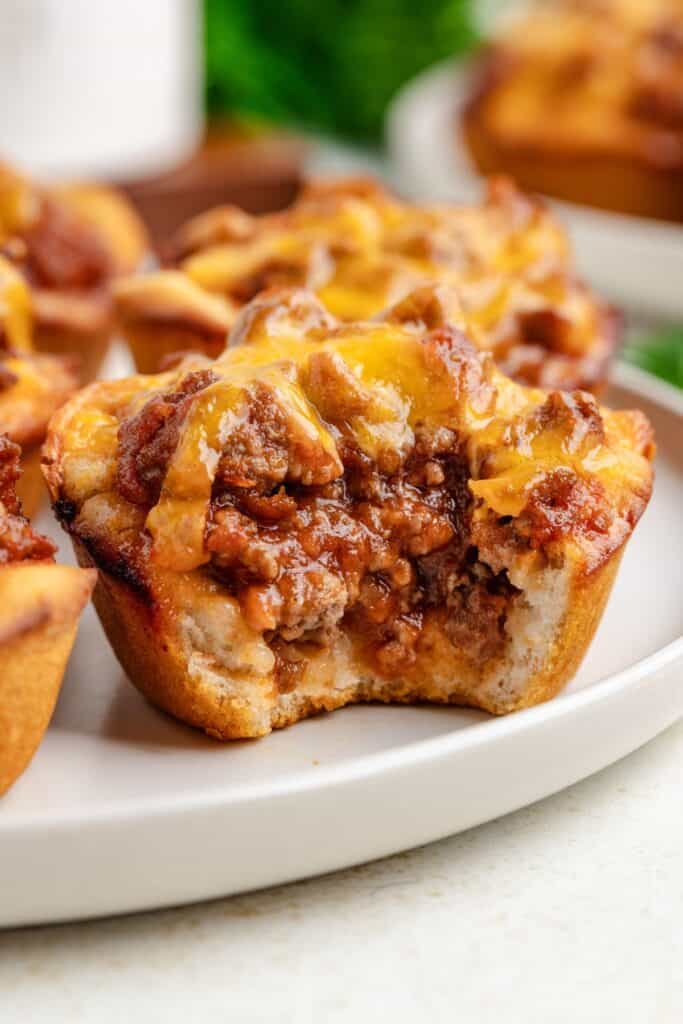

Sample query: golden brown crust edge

[0,354,79,517]
[503,553,621,712]
[0,562,96,795]
[70,536,622,740]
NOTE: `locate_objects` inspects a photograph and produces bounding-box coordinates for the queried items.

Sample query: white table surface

[2,718,681,1023]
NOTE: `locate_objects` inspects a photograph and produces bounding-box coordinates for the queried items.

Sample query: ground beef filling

[116,368,520,683]
[117,369,218,506]
[12,196,112,292]
[0,435,55,564]
[205,449,518,683]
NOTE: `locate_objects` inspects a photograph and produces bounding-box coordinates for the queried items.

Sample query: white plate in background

[0,366,681,929]
[387,60,683,321]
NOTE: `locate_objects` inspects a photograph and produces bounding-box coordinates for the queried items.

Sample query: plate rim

[7,632,681,834]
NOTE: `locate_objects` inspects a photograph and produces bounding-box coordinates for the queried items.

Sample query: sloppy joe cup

[1,166,149,384]
[114,176,618,392]
[45,285,653,740]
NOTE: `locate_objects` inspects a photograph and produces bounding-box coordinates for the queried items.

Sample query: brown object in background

[463,0,683,222]
[119,123,307,250]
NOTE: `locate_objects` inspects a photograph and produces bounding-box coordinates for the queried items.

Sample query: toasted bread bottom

[71,535,620,740]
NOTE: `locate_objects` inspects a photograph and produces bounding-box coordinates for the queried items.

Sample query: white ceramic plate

[0,363,681,928]
[386,60,683,320]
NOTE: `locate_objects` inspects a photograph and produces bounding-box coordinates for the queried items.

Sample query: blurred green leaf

[623,327,683,390]
[204,0,478,140]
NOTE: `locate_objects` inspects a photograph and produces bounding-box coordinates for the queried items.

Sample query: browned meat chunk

[0,435,55,564]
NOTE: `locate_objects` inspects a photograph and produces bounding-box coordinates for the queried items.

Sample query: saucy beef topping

[517,308,573,354]
[117,369,217,506]
[114,354,521,675]
[17,196,112,292]
[0,435,55,564]
[205,434,517,677]
[111,329,637,679]
[212,380,335,493]
[521,467,611,548]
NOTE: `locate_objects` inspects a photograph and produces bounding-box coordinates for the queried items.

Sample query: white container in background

[0,0,202,180]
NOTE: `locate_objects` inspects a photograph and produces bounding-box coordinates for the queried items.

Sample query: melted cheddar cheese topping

[179,178,592,353]
[56,286,653,576]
